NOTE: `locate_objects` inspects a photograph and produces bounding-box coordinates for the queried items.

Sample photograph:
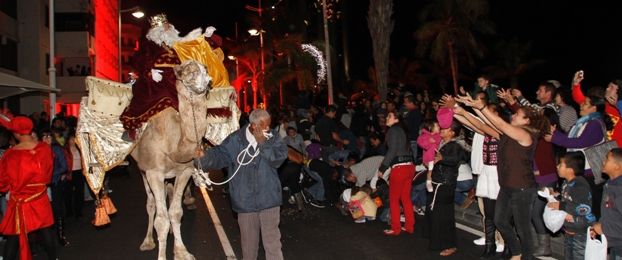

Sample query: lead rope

[185,77,260,189]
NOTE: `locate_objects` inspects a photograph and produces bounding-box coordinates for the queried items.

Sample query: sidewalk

[454,200,563,259]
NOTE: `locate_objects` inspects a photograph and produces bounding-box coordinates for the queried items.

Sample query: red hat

[0,115,33,135]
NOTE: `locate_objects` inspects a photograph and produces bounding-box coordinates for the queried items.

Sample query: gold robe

[173,37,230,88]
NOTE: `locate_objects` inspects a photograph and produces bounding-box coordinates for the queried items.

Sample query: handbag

[584,227,607,260]
[583,122,618,184]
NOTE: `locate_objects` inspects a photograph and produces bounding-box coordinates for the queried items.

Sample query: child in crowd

[342,186,378,223]
[417,119,442,169]
[591,148,622,259]
[548,152,595,260]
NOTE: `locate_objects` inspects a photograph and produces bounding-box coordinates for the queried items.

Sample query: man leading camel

[196,109,288,260]
[120,14,229,140]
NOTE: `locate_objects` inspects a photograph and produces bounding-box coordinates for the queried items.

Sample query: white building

[0,0,58,115]
[1,0,140,117]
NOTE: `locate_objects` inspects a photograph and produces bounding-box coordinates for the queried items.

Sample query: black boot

[480,216,497,259]
[57,218,69,247]
[500,246,511,259]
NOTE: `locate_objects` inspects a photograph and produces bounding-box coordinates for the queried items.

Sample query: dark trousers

[2,227,56,260]
[278,162,302,194]
[494,187,537,258]
[482,197,498,244]
[51,181,67,218]
[425,183,457,250]
[65,170,85,218]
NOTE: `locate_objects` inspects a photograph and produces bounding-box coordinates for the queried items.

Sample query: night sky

[130,0,622,94]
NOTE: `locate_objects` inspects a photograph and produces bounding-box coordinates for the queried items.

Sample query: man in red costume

[0,115,55,260]
[120,14,228,141]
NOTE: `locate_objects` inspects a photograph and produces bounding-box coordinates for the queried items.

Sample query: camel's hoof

[139,240,156,251]
[183,197,196,206]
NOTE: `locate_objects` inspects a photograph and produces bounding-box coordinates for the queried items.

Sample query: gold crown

[149,14,168,28]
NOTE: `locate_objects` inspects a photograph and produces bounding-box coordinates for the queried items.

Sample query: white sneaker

[496,243,504,253]
[473,236,485,246]
[354,218,366,223]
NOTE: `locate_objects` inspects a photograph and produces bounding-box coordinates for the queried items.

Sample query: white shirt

[245,126,258,149]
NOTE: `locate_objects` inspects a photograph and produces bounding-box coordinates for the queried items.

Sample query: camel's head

[174,60,212,95]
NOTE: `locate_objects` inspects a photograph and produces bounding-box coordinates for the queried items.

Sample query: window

[0,36,18,71]
[56,13,94,34]
[0,0,17,19]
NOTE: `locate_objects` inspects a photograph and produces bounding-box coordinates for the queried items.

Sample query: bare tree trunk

[448,41,459,95]
[368,0,394,101]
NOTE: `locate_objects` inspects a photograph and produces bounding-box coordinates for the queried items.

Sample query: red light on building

[94,0,120,81]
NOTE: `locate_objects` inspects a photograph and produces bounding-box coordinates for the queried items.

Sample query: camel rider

[120,14,230,141]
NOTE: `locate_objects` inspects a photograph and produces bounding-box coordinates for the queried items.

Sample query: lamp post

[248,28,264,109]
[227,55,241,108]
[118,3,144,82]
[48,0,56,119]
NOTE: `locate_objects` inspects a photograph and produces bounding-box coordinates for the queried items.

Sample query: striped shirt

[558,105,578,133]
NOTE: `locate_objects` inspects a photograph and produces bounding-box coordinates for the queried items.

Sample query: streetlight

[248,28,264,109]
[118,4,144,81]
[227,55,241,109]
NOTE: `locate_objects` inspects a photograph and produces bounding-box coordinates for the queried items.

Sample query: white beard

[146,26,203,47]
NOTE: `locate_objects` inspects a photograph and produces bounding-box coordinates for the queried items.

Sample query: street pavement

[2,166,499,260]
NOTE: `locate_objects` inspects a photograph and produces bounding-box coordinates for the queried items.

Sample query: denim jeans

[409,140,418,163]
[494,187,537,258]
[610,247,622,260]
[304,167,325,201]
[454,179,474,204]
[411,181,427,209]
[564,232,586,260]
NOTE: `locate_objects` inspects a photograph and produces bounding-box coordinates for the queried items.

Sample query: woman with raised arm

[456,93,549,260]
[443,95,504,258]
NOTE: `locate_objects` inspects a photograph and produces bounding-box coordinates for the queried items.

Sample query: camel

[130,60,211,260]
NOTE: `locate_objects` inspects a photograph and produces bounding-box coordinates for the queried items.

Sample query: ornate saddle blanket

[77,76,240,194]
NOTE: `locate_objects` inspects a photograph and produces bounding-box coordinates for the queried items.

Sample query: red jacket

[0,142,54,260]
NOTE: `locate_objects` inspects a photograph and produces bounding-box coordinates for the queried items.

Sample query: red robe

[0,142,54,260]
[120,40,181,131]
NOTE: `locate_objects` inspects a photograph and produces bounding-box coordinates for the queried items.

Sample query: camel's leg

[170,168,195,260]
[183,181,196,210]
[145,171,170,260]
[140,173,156,251]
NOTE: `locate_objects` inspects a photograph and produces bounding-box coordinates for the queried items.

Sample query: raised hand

[459,86,466,95]
[496,88,515,104]
[439,94,456,108]
[456,93,485,110]
[606,92,618,106]
[511,88,522,98]
[573,70,585,86]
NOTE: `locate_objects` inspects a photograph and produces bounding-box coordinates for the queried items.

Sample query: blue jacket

[199,125,287,213]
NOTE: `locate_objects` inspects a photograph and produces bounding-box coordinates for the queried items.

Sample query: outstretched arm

[457,93,532,146]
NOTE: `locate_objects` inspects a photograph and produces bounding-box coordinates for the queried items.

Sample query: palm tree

[482,38,546,88]
[388,58,430,90]
[367,0,394,101]
[415,0,495,94]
